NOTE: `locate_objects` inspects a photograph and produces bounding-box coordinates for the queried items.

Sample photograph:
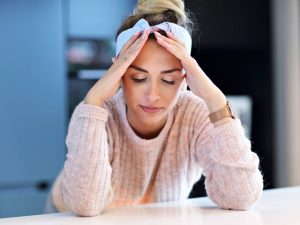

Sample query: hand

[154,31,227,113]
[84,30,150,106]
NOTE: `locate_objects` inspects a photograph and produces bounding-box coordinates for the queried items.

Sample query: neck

[126,106,167,140]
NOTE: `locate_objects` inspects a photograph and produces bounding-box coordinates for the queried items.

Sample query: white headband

[116,18,192,57]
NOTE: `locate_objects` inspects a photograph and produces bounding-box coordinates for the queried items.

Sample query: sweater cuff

[210,118,245,139]
[75,102,108,121]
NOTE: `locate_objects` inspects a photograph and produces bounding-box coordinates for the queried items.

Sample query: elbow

[206,163,264,210]
[72,205,105,217]
[209,185,263,211]
[61,189,106,217]
[207,174,264,210]
[220,192,262,211]
[63,196,107,217]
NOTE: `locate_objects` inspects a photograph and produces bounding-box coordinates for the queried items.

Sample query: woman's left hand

[154,31,227,114]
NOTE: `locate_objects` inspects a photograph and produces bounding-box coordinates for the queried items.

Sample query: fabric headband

[116,18,192,57]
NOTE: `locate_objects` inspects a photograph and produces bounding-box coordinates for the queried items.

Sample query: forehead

[132,39,182,69]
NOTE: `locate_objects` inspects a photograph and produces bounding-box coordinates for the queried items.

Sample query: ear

[112,57,116,63]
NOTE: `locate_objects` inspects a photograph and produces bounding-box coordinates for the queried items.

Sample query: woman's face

[122,38,185,125]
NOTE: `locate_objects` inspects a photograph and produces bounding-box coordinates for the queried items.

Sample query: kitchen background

[0,0,299,218]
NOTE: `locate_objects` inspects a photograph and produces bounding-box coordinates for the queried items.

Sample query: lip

[140,105,162,113]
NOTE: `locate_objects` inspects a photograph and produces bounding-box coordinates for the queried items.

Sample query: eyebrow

[129,65,182,74]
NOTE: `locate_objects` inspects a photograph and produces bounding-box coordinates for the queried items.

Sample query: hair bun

[134,0,186,25]
[116,0,195,39]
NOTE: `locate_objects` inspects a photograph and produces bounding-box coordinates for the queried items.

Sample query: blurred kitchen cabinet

[0,0,66,217]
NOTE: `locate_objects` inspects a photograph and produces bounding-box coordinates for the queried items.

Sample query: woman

[46,0,263,216]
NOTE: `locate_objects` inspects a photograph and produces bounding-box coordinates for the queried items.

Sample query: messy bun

[116,0,194,38]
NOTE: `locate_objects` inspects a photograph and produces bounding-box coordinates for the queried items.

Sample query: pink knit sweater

[52,89,263,216]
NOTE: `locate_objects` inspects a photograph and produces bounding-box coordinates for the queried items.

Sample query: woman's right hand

[84,30,150,107]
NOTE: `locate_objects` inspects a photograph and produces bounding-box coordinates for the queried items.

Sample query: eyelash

[131,78,175,85]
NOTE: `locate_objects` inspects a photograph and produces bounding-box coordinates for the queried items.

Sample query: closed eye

[162,79,175,85]
[131,77,147,83]
[131,77,175,85]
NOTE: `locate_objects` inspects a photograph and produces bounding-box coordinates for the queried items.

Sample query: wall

[272,0,300,187]
[0,0,66,217]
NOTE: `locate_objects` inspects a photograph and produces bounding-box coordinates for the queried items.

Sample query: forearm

[62,147,112,216]
[204,121,263,210]
[185,59,234,127]
[51,170,70,212]
[202,90,234,127]
[62,103,113,216]
[205,163,263,210]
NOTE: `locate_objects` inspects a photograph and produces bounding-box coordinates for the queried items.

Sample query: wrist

[208,100,236,126]
[84,93,104,107]
[109,58,128,74]
[213,117,234,127]
[203,89,227,113]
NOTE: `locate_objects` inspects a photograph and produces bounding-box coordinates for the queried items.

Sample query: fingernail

[166,31,173,36]
[141,31,147,39]
[136,42,142,50]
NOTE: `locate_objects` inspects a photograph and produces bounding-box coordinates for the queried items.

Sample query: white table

[0,186,299,225]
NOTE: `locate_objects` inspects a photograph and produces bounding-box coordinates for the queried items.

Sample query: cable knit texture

[52,90,263,216]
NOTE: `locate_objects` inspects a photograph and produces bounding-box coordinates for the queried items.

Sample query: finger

[119,31,142,55]
[156,35,179,51]
[134,29,150,50]
[128,30,150,53]
[156,37,185,60]
[155,31,188,55]
[165,32,186,49]
[118,30,150,62]
[165,31,184,44]
[154,31,185,49]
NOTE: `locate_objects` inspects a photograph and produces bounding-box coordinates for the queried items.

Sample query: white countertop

[0,186,299,225]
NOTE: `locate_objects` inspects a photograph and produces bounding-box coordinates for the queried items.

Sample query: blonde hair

[116,0,194,38]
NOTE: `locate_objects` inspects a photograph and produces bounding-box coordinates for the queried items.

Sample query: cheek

[123,80,143,97]
[122,78,142,105]
[165,80,185,103]
[159,82,183,104]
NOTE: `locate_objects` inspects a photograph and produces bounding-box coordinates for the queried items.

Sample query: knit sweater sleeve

[61,102,113,216]
[190,99,263,210]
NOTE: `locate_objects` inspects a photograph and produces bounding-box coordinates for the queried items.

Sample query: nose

[145,81,160,102]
